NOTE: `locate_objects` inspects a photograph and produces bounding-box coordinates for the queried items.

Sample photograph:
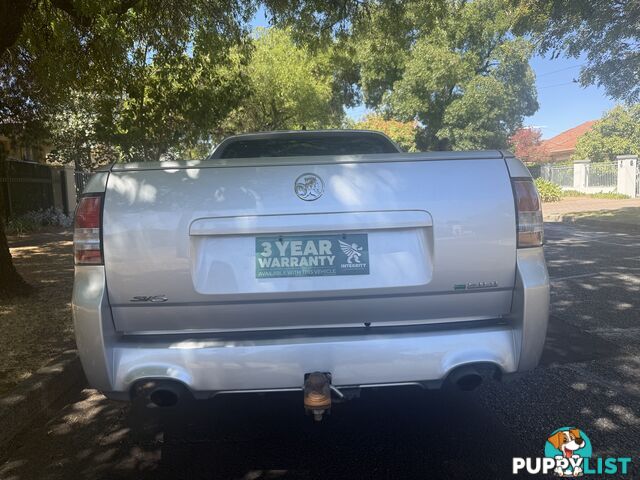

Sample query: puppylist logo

[513,427,632,476]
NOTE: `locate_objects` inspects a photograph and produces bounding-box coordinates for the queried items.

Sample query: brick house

[541,120,597,163]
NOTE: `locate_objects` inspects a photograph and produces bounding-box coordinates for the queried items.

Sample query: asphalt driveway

[1,222,639,479]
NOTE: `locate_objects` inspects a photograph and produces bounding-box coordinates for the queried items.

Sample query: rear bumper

[72,248,549,399]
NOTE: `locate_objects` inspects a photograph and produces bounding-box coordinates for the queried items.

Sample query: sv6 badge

[130,295,168,303]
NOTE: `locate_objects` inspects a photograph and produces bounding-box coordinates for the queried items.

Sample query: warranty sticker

[256,234,370,278]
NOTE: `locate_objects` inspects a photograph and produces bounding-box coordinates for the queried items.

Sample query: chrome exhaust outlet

[447,366,484,391]
[134,380,186,408]
[150,388,179,407]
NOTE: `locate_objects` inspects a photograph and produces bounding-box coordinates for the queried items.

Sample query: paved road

[2,223,640,479]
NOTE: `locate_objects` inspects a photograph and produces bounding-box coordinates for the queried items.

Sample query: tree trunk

[0,153,33,298]
[0,217,32,298]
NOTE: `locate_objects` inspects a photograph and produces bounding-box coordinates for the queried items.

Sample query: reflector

[75,195,101,229]
[74,194,103,265]
[512,179,544,248]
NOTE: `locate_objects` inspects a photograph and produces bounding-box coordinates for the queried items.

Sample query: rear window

[214,132,400,159]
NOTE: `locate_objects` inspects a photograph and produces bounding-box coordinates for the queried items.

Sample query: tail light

[512,178,543,248]
[74,194,103,265]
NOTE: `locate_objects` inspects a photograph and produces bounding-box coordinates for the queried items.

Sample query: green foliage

[561,190,630,200]
[1,0,255,162]
[587,192,630,200]
[1,0,540,160]
[262,0,448,50]
[559,190,581,197]
[534,178,562,202]
[356,0,538,151]
[221,28,344,134]
[351,114,418,152]
[99,45,249,162]
[512,0,640,103]
[5,12,354,162]
[572,105,640,162]
[44,92,115,169]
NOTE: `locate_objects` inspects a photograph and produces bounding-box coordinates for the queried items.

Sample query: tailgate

[103,155,516,333]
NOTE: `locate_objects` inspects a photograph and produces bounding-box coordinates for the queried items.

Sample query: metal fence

[586,162,617,188]
[539,161,620,192]
[546,165,574,188]
[0,159,95,219]
[75,171,93,197]
[0,159,58,219]
[526,164,541,179]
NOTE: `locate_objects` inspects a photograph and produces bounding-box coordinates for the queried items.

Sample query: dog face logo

[548,429,586,458]
[545,427,592,477]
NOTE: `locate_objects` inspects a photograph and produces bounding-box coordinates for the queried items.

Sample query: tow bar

[303,372,342,422]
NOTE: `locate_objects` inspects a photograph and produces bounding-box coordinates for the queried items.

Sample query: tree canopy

[2,0,637,160]
[4,0,544,158]
[509,127,549,163]
[1,0,255,163]
[573,105,640,162]
[220,28,345,135]
[355,0,538,150]
[512,0,640,103]
[0,0,256,295]
[351,114,418,152]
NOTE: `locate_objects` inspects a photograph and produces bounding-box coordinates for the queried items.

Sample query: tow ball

[303,372,342,422]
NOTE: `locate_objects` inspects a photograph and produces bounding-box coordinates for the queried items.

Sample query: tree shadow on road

[1,232,74,395]
[2,384,527,480]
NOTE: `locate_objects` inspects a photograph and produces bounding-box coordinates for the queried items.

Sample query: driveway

[2,223,639,479]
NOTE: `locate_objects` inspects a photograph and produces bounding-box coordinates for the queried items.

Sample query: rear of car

[72,130,549,405]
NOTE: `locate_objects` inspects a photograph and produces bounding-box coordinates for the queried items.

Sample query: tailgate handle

[189,210,432,236]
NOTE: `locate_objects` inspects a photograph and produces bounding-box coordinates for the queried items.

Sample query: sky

[250,9,616,140]
[347,55,617,140]
[526,54,615,139]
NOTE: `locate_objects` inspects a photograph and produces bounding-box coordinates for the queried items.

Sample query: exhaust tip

[133,380,187,408]
[455,373,483,391]
[446,364,497,392]
[150,389,179,407]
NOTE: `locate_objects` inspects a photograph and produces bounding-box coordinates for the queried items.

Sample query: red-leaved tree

[509,128,549,163]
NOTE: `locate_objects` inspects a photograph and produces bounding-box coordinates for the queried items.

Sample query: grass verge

[562,207,640,226]
[561,190,630,200]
